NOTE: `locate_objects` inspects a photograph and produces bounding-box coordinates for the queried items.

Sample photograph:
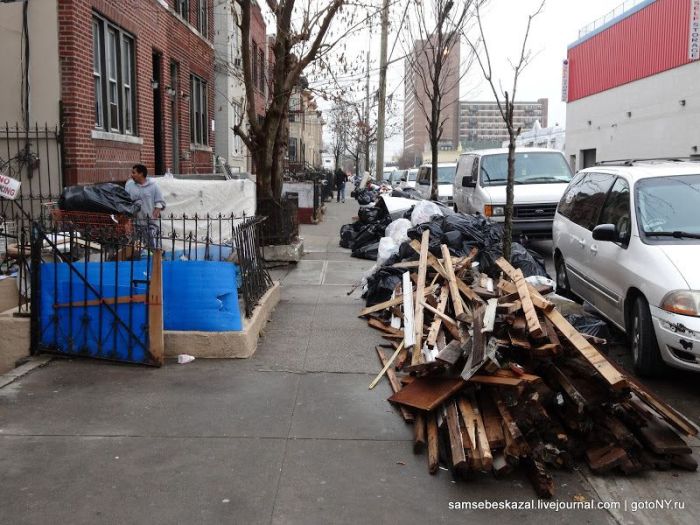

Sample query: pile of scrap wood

[362,230,698,498]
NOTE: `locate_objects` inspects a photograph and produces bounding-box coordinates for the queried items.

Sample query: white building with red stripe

[564,0,700,170]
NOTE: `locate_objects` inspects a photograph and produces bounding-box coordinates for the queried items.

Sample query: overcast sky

[312,0,621,158]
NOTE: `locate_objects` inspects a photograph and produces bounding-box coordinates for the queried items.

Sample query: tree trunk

[431,137,439,201]
[503,132,516,261]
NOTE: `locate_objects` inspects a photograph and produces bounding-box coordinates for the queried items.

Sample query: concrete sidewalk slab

[289,372,409,441]
[0,435,286,525]
[0,360,299,438]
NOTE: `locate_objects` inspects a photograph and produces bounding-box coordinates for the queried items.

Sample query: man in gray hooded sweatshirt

[126,164,166,246]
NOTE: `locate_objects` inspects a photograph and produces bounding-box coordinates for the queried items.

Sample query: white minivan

[415,163,456,205]
[552,160,700,376]
[453,148,573,238]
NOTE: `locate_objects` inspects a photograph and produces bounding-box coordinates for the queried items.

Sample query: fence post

[29,222,42,354]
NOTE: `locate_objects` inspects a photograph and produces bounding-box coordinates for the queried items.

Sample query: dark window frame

[176,0,189,21]
[197,0,208,37]
[93,13,137,135]
[190,74,208,146]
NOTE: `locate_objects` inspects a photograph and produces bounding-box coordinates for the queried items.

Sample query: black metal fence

[234,216,274,317]
[257,198,300,246]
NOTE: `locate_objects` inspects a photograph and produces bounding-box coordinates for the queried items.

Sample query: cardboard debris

[359,244,698,499]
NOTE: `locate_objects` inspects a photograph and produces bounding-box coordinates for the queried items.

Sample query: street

[1,199,698,525]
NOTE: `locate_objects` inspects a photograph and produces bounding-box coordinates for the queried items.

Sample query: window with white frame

[190,75,208,145]
[93,14,136,134]
[197,0,208,37]
[176,0,189,21]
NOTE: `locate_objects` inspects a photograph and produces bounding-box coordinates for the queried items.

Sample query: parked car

[552,160,700,375]
[401,168,419,189]
[453,148,573,238]
[382,168,402,188]
[415,163,456,205]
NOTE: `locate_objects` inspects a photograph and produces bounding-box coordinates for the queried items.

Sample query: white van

[453,148,573,238]
[415,163,456,205]
[401,168,419,189]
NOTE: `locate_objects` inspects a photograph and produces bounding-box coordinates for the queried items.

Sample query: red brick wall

[58,0,215,185]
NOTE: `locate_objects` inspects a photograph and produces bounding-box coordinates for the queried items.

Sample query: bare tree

[466,0,546,260]
[404,0,476,200]
[233,0,364,206]
[327,101,353,170]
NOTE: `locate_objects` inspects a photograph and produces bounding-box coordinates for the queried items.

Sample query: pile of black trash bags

[59,183,138,216]
[340,202,550,306]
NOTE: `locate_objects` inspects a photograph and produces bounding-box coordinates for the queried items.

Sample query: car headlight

[484,205,504,217]
[660,290,700,317]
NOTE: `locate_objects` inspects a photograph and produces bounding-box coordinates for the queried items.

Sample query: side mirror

[462,176,476,188]
[592,224,618,242]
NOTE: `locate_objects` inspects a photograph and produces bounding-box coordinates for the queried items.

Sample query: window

[93,14,136,134]
[258,49,265,92]
[560,173,615,230]
[251,42,258,87]
[288,138,297,161]
[176,0,189,21]
[598,177,631,244]
[190,75,208,145]
[197,0,207,37]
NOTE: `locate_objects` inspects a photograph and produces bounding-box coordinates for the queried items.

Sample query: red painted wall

[567,0,694,102]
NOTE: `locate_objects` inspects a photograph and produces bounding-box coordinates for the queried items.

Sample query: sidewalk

[0,198,675,525]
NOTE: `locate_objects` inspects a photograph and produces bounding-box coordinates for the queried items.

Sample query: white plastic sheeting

[154,177,256,244]
[385,218,412,246]
[410,200,443,226]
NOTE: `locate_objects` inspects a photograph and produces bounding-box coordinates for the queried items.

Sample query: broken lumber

[375,347,414,423]
[412,230,430,365]
[427,412,439,474]
[441,244,467,321]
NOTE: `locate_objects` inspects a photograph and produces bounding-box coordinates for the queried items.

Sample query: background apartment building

[287,88,324,170]
[403,38,461,162]
[459,98,549,149]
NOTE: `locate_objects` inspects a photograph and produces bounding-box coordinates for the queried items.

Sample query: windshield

[636,174,700,236]
[437,166,456,184]
[382,171,395,181]
[480,152,573,187]
[407,170,418,181]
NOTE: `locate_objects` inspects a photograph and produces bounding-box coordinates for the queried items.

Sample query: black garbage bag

[510,242,550,279]
[396,240,419,262]
[339,224,357,249]
[441,213,505,274]
[565,313,610,341]
[352,223,385,251]
[352,241,379,261]
[59,183,138,216]
[359,206,383,224]
[407,220,445,256]
[363,266,404,306]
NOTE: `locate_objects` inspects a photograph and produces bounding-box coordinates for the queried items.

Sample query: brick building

[0,0,216,186]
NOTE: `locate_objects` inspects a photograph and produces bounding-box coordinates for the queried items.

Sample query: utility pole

[374,0,389,182]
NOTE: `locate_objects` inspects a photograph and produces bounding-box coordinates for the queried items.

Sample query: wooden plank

[402,272,416,349]
[545,364,588,414]
[148,249,164,366]
[412,230,430,365]
[461,306,485,381]
[426,286,450,347]
[586,445,628,473]
[482,298,498,333]
[375,347,415,423]
[420,300,457,328]
[409,240,482,304]
[492,389,524,442]
[54,294,147,309]
[471,394,493,471]
[414,412,427,454]
[477,390,506,449]
[457,398,479,470]
[359,284,437,317]
[492,369,542,384]
[427,412,439,474]
[446,400,468,472]
[440,244,467,321]
[367,318,404,337]
[544,308,627,390]
[436,339,463,366]
[467,375,525,387]
[369,341,404,390]
[510,267,544,338]
[388,376,465,411]
[497,274,553,312]
[636,416,692,455]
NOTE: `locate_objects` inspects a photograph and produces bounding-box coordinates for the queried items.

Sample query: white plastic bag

[410,200,443,226]
[377,237,399,266]
[385,218,412,245]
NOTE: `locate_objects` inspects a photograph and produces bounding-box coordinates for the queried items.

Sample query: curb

[0,356,53,390]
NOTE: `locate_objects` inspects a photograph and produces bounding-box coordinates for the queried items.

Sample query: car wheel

[630,296,664,377]
[554,254,572,297]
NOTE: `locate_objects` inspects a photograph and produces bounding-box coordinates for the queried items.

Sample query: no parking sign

[0,172,21,200]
